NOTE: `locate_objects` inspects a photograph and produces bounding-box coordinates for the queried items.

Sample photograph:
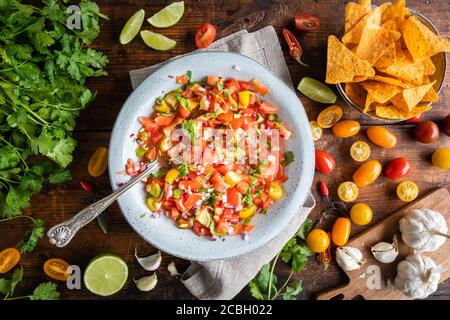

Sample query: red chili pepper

[319,180,329,197]
[282,29,308,67]
[80,180,93,193]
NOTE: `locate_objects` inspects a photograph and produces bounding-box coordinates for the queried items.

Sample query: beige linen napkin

[129,26,316,300]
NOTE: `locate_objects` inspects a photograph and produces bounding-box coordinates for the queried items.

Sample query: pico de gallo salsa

[126,72,295,238]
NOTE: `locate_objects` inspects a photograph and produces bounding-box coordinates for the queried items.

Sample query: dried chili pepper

[80,180,94,193]
[318,232,333,270]
[282,29,308,67]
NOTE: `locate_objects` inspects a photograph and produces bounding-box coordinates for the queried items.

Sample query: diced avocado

[195,208,211,227]
[164,91,180,108]
[154,101,172,112]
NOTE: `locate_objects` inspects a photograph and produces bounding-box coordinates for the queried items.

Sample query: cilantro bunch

[0,0,108,218]
[249,219,313,300]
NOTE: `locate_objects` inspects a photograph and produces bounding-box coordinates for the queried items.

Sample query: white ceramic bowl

[108,52,314,261]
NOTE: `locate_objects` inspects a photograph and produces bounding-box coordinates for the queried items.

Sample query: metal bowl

[336,9,447,123]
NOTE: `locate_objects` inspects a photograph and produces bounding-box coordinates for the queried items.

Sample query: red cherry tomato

[442,114,450,137]
[414,121,440,144]
[384,157,412,180]
[295,13,320,32]
[315,150,336,175]
[192,220,212,237]
[405,113,423,123]
[195,23,216,48]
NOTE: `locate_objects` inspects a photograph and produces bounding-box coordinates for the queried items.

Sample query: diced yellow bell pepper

[268,182,283,200]
[154,101,172,113]
[238,91,253,107]
[224,171,242,186]
[165,168,180,184]
[159,137,172,152]
[239,205,256,218]
[147,198,161,212]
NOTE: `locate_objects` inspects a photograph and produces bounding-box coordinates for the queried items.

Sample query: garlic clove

[134,273,158,292]
[168,261,180,277]
[135,246,162,271]
[336,246,366,272]
[371,235,399,264]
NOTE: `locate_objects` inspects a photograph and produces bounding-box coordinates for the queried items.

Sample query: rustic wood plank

[1,0,449,300]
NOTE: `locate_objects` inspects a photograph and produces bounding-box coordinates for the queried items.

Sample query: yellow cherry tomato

[367,126,397,149]
[238,91,253,107]
[165,168,180,184]
[317,105,343,128]
[350,203,373,225]
[397,181,419,202]
[332,120,361,138]
[44,258,71,281]
[88,147,108,177]
[239,205,256,218]
[309,121,323,141]
[147,197,162,212]
[0,248,21,274]
[268,182,283,200]
[331,217,351,246]
[352,160,382,187]
[224,171,242,186]
[432,148,450,169]
[350,141,371,162]
[338,181,359,202]
[306,229,330,253]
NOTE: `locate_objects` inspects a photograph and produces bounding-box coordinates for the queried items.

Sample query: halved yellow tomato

[337,181,359,202]
[309,121,323,141]
[317,105,343,128]
[397,181,419,202]
[44,258,70,281]
[350,141,371,162]
[0,248,21,274]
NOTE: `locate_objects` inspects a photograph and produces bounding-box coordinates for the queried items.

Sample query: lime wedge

[147,1,185,28]
[120,9,145,45]
[140,31,177,51]
[83,254,128,296]
[297,77,337,104]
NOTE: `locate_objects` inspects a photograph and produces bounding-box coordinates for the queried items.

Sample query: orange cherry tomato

[44,258,71,281]
[352,160,382,187]
[88,147,108,177]
[366,126,397,149]
[331,217,351,246]
[0,248,21,274]
[332,120,361,138]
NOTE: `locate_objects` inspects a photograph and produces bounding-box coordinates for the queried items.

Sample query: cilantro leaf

[176,95,189,109]
[181,120,199,141]
[186,70,192,83]
[282,151,295,166]
[296,218,313,240]
[216,81,224,91]
[30,282,60,300]
[177,162,190,177]
[17,218,45,254]
[280,238,313,273]
[282,280,302,300]
[48,169,72,184]
[173,189,182,199]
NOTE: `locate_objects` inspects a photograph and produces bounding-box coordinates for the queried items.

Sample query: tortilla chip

[375,43,396,69]
[423,57,436,76]
[352,76,368,82]
[381,0,406,29]
[391,81,436,112]
[345,83,367,109]
[370,75,408,88]
[382,19,397,31]
[421,86,439,103]
[402,16,431,61]
[375,104,432,120]
[378,57,425,85]
[404,16,450,58]
[326,35,375,84]
[360,80,402,103]
[396,41,406,61]
[359,0,372,9]
[364,94,376,112]
[345,2,369,33]
[422,75,431,84]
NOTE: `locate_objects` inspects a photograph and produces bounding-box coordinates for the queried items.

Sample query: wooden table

[1,0,449,300]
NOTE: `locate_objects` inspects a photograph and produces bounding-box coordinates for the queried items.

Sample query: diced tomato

[179,179,202,192]
[262,198,273,209]
[145,147,156,161]
[224,78,241,94]
[227,188,242,207]
[169,208,180,220]
[181,90,193,98]
[251,79,269,95]
[138,117,158,131]
[179,105,190,118]
[236,181,249,194]
[193,220,212,236]
[249,93,257,105]
[216,221,228,234]
[154,115,174,127]
[259,101,278,114]
[231,224,243,235]
[210,172,227,192]
[151,131,163,144]
[184,193,203,210]
[278,123,293,140]
[217,111,233,124]
[207,76,221,86]
[175,198,186,212]
[241,108,255,115]
[126,159,138,175]
[216,164,235,175]
[176,75,189,85]
[239,81,252,90]
[191,84,207,95]
[231,117,243,129]
[204,165,216,177]
[243,224,254,232]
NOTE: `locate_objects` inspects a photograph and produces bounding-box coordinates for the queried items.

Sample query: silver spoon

[47,160,160,248]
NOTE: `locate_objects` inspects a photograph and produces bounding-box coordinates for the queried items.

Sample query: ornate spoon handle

[47,161,160,248]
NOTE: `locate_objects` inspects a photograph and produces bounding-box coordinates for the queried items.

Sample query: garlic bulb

[399,209,448,252]
[336,246,366,271]
[135,247,162,271]
[168,261,180,277]
[394,254,441,299]
[371,235,399,264]
[134,273,158,292]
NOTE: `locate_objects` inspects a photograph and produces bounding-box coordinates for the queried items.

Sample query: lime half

[147,1,185,28]
[120,9,145,45]
[84,254,128,296]
[297,77,337,104]
[140,31,177,51]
